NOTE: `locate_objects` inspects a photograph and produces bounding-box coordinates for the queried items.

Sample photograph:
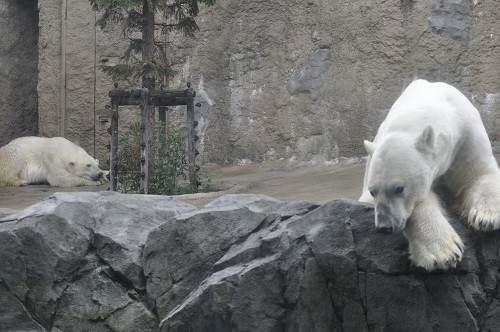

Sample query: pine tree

[89,0,216,90]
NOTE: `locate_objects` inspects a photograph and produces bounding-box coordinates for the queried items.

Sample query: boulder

[0,192,498,331]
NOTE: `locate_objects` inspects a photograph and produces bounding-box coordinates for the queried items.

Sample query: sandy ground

[0,159,366,215]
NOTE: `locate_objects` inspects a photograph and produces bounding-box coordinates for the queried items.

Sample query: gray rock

[278,200,320,219]
[364,274,430,331]
[0,192,195,331]
[202,193,285,213]
[92,192,197,290]
[428,0,472,42]
[286,49,332,96]
[52,262,158,331]
[0,282,45,331]
[160,198,500,331]
[0,192,498,331]
[160,255,285,332]
[143,202,269,318]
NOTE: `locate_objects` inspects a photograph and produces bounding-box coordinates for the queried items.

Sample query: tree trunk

[140,0,156,194]
[142,0,156,90]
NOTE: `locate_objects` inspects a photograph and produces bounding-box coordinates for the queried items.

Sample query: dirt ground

[0,159,366,215]
[2,150,499,216]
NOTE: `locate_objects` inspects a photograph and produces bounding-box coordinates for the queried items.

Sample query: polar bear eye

[86,164,92,168]
[394,186,404,194]
[69,162,75,167]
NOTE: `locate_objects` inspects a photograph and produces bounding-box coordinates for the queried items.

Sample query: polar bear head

[364,126,436,234]
[66,151,104,181]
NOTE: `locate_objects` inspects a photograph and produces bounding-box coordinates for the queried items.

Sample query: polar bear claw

[464,176,500,231]
[407,228,465,271]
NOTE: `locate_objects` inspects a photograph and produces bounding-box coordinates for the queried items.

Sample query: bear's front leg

[462,173,500,231]
[403,191,465,271]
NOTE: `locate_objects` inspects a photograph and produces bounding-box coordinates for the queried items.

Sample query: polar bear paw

[100,170,110,183]
[467,200,500,231]
[464,175,500,231]
[408,232,465,271]
[2,177,28,187]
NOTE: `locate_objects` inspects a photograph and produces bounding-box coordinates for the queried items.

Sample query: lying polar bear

[360,79,500,271]
[0,136,107,187]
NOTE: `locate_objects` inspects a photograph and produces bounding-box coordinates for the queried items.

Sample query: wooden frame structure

[108,83,197,194]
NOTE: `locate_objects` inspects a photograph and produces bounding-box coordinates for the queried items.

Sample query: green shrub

[115,121,209,195]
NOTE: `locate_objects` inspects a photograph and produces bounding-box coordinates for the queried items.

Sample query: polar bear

[0,136,107,187]
[360,79,500,271]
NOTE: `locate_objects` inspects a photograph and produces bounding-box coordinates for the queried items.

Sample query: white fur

[0,137,105,187]
[403,191,464,270]
[360,79,500,271]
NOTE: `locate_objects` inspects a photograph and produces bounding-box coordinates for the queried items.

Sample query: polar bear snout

[376,224,394,234]
[91,171,103,181]
[375,212,395,234]
[375,216,405,234]
[375,207,407,234]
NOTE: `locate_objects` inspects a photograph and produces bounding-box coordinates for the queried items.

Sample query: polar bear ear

[364,140,375,155]
[415,125,435,154]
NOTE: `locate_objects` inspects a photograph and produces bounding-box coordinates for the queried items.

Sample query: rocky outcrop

[0,192,499,331]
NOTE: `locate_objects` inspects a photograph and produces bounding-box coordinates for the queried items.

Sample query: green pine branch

[90,0,215,85]
[99,58,177,82]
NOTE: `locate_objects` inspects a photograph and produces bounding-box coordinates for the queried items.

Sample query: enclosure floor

[0,160,367,213]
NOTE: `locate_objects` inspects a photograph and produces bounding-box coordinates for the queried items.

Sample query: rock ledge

[0,192,498,331]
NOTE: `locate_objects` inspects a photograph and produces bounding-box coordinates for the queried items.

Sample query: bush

[115,121,209,195]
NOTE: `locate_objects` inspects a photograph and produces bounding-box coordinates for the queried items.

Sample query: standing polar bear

[360,79,500,271]
[0,136,106,187]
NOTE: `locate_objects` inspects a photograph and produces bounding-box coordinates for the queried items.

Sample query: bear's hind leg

[403,191,465,271]
[1,177,28,187]
[0,147,26,186]
[462,173,500,231]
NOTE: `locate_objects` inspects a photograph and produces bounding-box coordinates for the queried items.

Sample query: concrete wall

[31,0,500,163]
[0,0,39,146]
[175,0,500,163]
[37,0,130,163]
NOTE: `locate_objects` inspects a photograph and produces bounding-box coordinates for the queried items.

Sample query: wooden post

[158,106,168,158]
[185,83,197,193]
[109,99,119,191]
[140,89,149,194]
[159,106,167,123]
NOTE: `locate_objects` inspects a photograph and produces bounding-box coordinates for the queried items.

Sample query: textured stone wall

[37,0,130,162]
[32,0,500,163]
[174,0,500,163]
[38,0,62,140]
[0,0,39,146]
